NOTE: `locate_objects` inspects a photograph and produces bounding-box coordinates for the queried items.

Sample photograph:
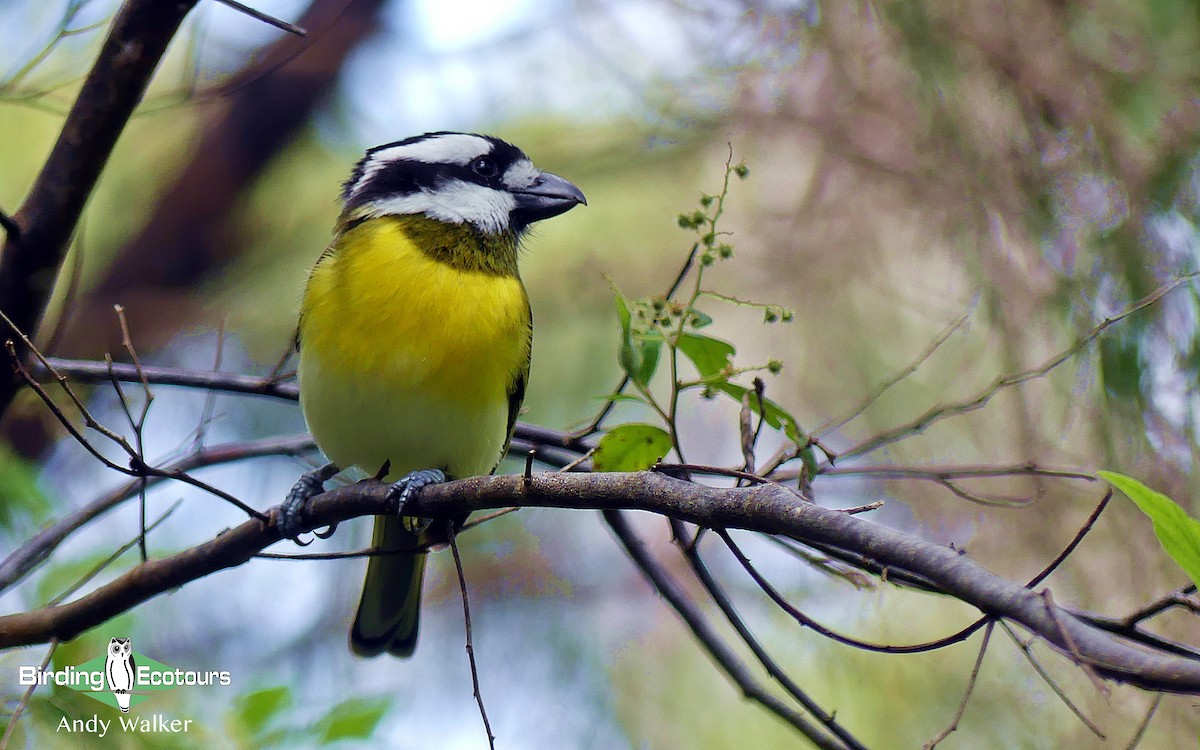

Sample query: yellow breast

[297,216,530,478]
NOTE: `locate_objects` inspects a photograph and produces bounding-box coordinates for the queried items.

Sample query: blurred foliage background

[1,0,1199,747]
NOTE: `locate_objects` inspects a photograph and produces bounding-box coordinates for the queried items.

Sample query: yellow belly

[297,216,530,479]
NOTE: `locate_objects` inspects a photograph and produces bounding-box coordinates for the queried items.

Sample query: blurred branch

[34,357,596,456]
[62,0,390,356]
[602,509,850,750]
[1,471,1198,695]
[834,273,1200,463]
[0,433,314,592]
[0,0,201,421]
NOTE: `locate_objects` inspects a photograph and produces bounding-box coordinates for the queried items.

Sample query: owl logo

[104,637,136,713]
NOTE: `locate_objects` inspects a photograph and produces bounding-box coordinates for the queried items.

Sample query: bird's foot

[387,468,446,533]
[278,462,340,541]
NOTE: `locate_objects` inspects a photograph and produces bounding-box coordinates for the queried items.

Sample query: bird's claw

[279,462,340,540]
[386,468,446,533]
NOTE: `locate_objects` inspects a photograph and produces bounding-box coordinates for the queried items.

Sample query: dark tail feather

[350,515,426,658]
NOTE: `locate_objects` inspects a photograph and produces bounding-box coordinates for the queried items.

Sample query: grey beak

[511,171,586,227]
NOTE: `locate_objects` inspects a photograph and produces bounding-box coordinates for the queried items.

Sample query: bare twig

[0,433,314,592]
[603,509,849,749]
[1041,590,1109,696]
[211,0,307,36]
[837,274,1199,463]
[0,0,202,421]
[1121,585,1199,627]
[817,310,971,438]
[449,530,496,750]
[47,500,182,606]
[683,531,869,750]
[0,639,57,750]
[1124,693,1161,749]
[999,621,1106,738]
[922,621,994,749]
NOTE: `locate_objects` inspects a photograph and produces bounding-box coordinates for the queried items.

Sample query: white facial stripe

[348,133,496,202]
[357,180,515,234]
[502,159,539,190]
[372,134,492,167]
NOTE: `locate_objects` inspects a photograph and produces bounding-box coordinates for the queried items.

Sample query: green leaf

[713,383,803,444]
[616,293,636,375]
[634,337,663,387]
[677,332,735,379]
[314,696,391,742]
[1099,471,1200,589]
[593,423,672,472]
[235,685,293,736]
[615,296,661,388]
[689,310,713,328]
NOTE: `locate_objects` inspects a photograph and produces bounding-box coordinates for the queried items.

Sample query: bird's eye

[470,156,498,178]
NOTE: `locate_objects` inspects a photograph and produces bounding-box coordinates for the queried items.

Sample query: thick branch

[0,0,199,417]
[0,472,1196,694]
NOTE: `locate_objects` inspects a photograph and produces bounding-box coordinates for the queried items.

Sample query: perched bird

[280,132,585,657]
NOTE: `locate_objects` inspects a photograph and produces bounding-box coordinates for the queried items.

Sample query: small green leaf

[714,383,803,444]
[615,296,661,387]
[314,696,391,742]
[1099,471,1200,589]
[689,310,713,328]
[236,685,292,736]
[677,333,735,379]
[593,424,672,472]
[634,337,662,387]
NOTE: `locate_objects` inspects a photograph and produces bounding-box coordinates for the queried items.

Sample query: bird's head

[340,132,586,235]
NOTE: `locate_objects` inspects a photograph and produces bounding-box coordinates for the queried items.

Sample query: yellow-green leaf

[593,424,672,472]
[1099,471,1200,589]
[677,332,735,379]
[713,382,803,444]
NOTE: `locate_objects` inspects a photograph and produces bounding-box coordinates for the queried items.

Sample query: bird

[279,132,585,657]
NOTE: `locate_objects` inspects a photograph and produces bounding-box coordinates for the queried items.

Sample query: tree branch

[0,471,1196,695]
[0,0,200,418]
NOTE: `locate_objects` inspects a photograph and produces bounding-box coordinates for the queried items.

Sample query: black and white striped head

[341,132,586,235]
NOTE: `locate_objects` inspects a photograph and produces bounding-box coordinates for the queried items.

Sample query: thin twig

[0,639,56,750]
[1124,693,1161,750]
[818,310,971,438]
[685,530,869,750]
[0,433,313,592]
[602,510,849,749]
[448,530,496,750]
[999,621,1107,738]
[47,500,182,606]
[809,463,1098,483]
[1041,590,1109,696]
[1121,584,1199,627]
[210,0,307,36]
[720,529,976,654]
[192,317,226,451]
[838,274,1199,463]
[1026,489,1111,589]
[922,621,994,749]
